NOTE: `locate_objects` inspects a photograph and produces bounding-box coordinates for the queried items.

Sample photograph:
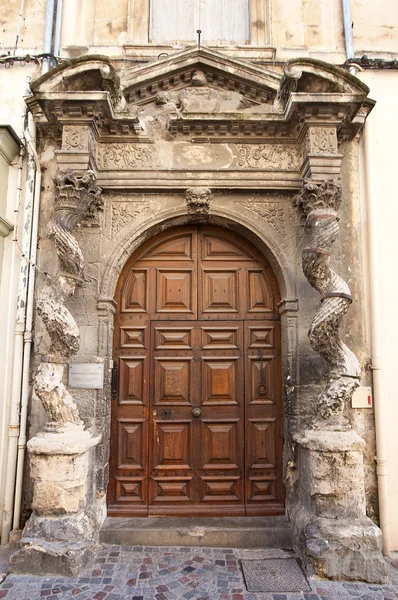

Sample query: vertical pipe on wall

[363,121,391,556]
[0,115,36,545]
[341,0,357,75]
[12,121,41,532]
[53,0,63,62]
[41,0,56,75]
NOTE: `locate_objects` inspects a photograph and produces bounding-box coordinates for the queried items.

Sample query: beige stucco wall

[1,0,398,62]
[358,69,398,551]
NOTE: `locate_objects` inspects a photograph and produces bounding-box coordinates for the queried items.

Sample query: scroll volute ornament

[296,179,360,429]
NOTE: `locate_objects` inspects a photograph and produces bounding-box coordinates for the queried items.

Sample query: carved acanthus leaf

[238,199,286,238]
[48,170,102,280]
[296,179,342,217]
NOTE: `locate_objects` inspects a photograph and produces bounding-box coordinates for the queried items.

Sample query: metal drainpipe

[0,114,36,545]
[363,121,390,556]
[341,0,357,75]
[41,0,56,75]
[0,137,24,543]
[12,117,41,533]
[53,0,62,66]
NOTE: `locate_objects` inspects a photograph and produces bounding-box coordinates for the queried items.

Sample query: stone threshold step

[100,516,293,549]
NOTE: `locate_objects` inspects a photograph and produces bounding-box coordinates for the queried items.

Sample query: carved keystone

[185,187,213,214]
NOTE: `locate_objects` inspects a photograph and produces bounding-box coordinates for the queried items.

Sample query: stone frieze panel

[94,142,303,172]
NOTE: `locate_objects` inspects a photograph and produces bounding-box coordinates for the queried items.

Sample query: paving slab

[0,545,397,600]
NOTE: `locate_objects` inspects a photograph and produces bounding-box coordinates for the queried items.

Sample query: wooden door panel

[154,358,192,405]
[152,421,192,469]
[154,326,193,350]
[201,269,239,315]
[201,326,240,349]
[247,418,277,469]
[120,326,147,349]
[109,226,283,517]
[117,418,145,469]
[201,235,252,261]
[201,421,240,470]
[202,358,239,405]
[247,269,274,314]
[121,269,149,313]
[156,269,195,314]
[118,357,146,404]
[245,320,284,515]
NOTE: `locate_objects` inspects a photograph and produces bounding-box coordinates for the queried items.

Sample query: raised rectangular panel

[248,477,277,502]
[157,270,193,313]
[154,327,193,350]
[249,355,275,404]
[202,421,239,469]
[115,477,145,503]
[248,270,273,313]
[155,358,191,405]
[154,423,191,469]
[247,325,274,349]
[201,476,240,502]
[121,269,148,313]
[120,326,147,349]
[203,359,237,405]
[202,236,251,260]
[143,234,193,260]
[201,327,239,349]
[119,357,145,404]
[202,270,238,313]
[117,419,145,469]
[248,418,276,469]
[152,479,192,502]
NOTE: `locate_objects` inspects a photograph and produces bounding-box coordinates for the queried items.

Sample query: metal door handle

[257,349,267,396]
[192,407,202,418]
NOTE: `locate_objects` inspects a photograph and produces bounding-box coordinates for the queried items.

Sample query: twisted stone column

[297,179,360,427]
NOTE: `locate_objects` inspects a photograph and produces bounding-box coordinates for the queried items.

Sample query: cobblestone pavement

[0,545,398,600]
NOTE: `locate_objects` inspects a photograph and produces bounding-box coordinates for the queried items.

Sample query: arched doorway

[107,225,284,516]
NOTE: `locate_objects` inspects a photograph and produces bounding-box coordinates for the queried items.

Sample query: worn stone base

[9,538,96,576]
[291,428,387,584]
[299,515,388,584]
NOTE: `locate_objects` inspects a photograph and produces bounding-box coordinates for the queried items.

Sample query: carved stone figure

[36,286,80,359]
[296,179,361,427]
[34,363,82,428]
[185,187,213,214]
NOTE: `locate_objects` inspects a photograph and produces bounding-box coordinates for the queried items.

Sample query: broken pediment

[120,46,281,108]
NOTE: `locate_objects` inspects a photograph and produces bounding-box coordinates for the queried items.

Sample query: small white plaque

[352,386,373,408]
[69,363,104,389]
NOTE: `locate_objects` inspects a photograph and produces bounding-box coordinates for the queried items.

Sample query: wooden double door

[108,225,284,516]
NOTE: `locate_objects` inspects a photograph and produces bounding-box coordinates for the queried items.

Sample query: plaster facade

[0,0,396,585]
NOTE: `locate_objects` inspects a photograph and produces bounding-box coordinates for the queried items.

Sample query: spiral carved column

[297,179,360,428]
[11,170,104,576]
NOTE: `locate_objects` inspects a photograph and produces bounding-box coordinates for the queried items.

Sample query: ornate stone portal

[10,48,387,581]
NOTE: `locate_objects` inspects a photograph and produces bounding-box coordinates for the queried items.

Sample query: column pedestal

[291,429,387,583]
[10,425,105,576]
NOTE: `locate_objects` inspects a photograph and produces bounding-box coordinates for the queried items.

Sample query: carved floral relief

[96,144,155,169]
[238,198,286,238]
[234,144,301,171]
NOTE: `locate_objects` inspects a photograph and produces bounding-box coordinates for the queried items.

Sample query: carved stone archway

[10,48,387,582]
